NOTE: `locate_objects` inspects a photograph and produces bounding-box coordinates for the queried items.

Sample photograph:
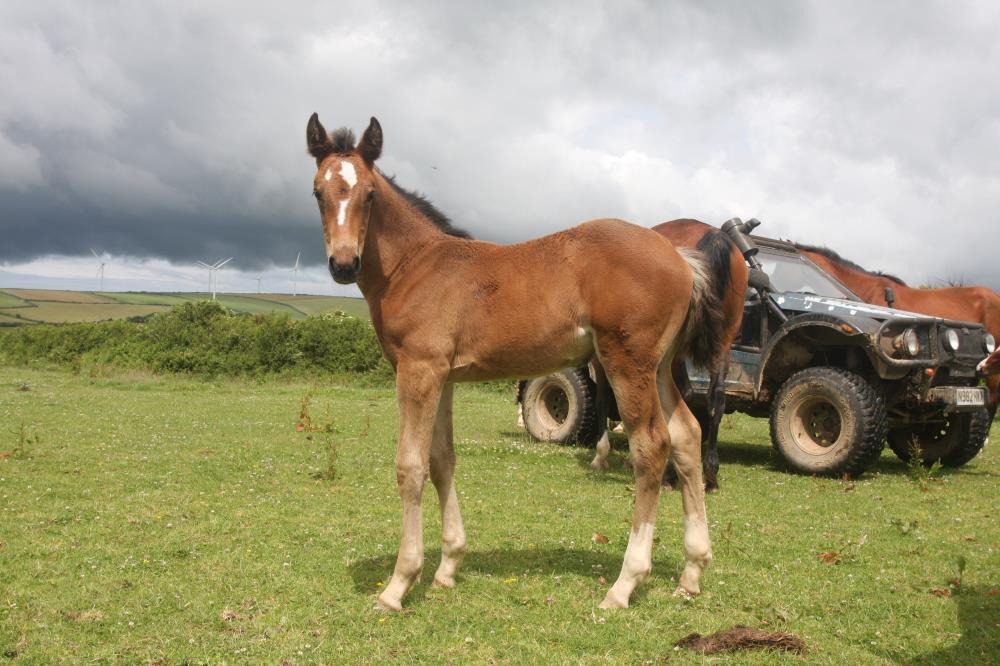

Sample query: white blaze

[337,199,349,226]
[340,161,357,188]
[324,168,333,181]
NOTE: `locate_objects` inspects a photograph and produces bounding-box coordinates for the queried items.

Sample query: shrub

[0,302,390,381]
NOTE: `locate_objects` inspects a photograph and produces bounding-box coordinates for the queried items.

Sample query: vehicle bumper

[926,386,987,412]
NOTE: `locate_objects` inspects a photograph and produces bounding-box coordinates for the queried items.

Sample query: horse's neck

[821,261,887,302]
[357,177,444,298]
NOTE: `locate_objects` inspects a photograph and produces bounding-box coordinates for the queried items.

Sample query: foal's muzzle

[329,255,360,284]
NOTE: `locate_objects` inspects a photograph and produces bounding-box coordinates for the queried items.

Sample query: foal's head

[306,114,383,284]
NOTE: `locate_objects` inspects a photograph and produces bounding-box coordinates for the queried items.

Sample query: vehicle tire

[770,367,886,476]
[521,368,600,446]
[887,409,991,467]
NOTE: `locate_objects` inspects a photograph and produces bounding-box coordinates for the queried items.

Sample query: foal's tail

[676,231,730,371]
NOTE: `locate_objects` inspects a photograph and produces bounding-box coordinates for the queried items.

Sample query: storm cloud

[2,0,999,292]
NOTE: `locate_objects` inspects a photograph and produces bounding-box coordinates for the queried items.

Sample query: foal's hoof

[598,591,629,610]
[590,459,609,472]
[672,586,696,599]
[432,574,456,589]
[375,594,402,612]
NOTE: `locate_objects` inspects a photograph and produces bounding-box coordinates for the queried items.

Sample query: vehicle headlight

[944,328,960,352]
[986,333,996,354]
[895,328,921,357]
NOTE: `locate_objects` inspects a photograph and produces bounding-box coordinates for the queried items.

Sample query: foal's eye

[313,190,321,200]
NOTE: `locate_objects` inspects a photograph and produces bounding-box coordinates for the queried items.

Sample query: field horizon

[0,288,369,325]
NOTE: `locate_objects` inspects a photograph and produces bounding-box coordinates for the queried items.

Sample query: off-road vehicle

[520,219,995,476]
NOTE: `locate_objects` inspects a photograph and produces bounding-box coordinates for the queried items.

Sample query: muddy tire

[887,409,991,467]
[521,368,600,446]
[770,367,886,476]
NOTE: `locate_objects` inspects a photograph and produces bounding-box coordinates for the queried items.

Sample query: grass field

[0,292,27,308]
[0,302,173,323]
[98,293,193,307]
[1,367,998,664]
[0,289,369,325]
[3,288,117,304]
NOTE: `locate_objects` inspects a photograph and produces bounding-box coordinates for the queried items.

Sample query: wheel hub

[542,386,569,425]
[791,396,843,454]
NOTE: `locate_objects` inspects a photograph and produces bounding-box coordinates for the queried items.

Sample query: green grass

[0,291,370,325]
[101,293,193,307]
[254,295,370,318]
[0,302,171,323]
[1,367,997,664]
[0,291,27,308]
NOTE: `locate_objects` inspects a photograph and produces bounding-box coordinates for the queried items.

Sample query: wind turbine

[195,257,233,300]
[90,248,106,292]
[290,252,301,296]
[255,277,263,294]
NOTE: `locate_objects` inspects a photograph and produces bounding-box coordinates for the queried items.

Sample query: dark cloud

[1,0,998,289]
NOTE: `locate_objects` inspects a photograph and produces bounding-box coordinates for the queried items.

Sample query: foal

[306,114,725,610]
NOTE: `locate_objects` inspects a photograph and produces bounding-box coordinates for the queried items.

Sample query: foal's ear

[358,117,383,165]
[306,112,334,164]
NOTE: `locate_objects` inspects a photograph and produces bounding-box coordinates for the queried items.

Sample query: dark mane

[329,127,357,154]
[380,171,472,239]
[793,242,906,285]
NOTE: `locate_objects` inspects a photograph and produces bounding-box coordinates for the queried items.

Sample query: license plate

[956,388,985,406]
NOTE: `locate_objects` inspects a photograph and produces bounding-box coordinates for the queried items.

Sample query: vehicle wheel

[770,367,886,476]
[887,409,991,467]
[521,368,600,446]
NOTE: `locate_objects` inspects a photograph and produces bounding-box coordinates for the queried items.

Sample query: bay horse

[796,244,1000,419]
[306,114,725,610]
[590,219,749,492]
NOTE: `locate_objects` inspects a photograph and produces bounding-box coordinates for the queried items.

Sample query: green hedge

[0,301,392,380]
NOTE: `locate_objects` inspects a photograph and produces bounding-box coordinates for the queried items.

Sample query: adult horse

[590,218,749,492]
[306,114,726,611]
[796,244,1000,417]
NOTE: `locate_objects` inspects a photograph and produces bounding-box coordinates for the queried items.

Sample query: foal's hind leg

[659,367,713,596]
[429,384,467,588]
[377,362,446,612]
[598,361,671,609]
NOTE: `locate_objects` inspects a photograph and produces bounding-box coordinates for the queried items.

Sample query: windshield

[758,250,855,299]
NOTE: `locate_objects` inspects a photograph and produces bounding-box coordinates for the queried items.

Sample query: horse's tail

[676,230,731,371]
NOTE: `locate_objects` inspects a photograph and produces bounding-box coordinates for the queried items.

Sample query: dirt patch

[674,625,807,654]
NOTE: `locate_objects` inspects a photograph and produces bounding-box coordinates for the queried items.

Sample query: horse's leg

[598,357,671,609]
[377,362,446,612]
[701,361,728,493]
[429,383,466,588]
[660,365,713,597]
[589,361,614,471]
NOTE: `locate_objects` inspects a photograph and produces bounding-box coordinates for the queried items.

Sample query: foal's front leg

[429,383,466,588]
[376,364,445,612]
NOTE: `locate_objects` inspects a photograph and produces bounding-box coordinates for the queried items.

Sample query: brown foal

[306,114,725,610]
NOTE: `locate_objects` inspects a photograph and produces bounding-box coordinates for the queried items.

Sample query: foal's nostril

[328,256,337,273]
[351,256,360,272]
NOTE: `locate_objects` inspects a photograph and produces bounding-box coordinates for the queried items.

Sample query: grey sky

[1,0,998,295]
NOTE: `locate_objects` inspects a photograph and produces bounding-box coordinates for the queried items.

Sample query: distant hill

[0,289,369,326]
